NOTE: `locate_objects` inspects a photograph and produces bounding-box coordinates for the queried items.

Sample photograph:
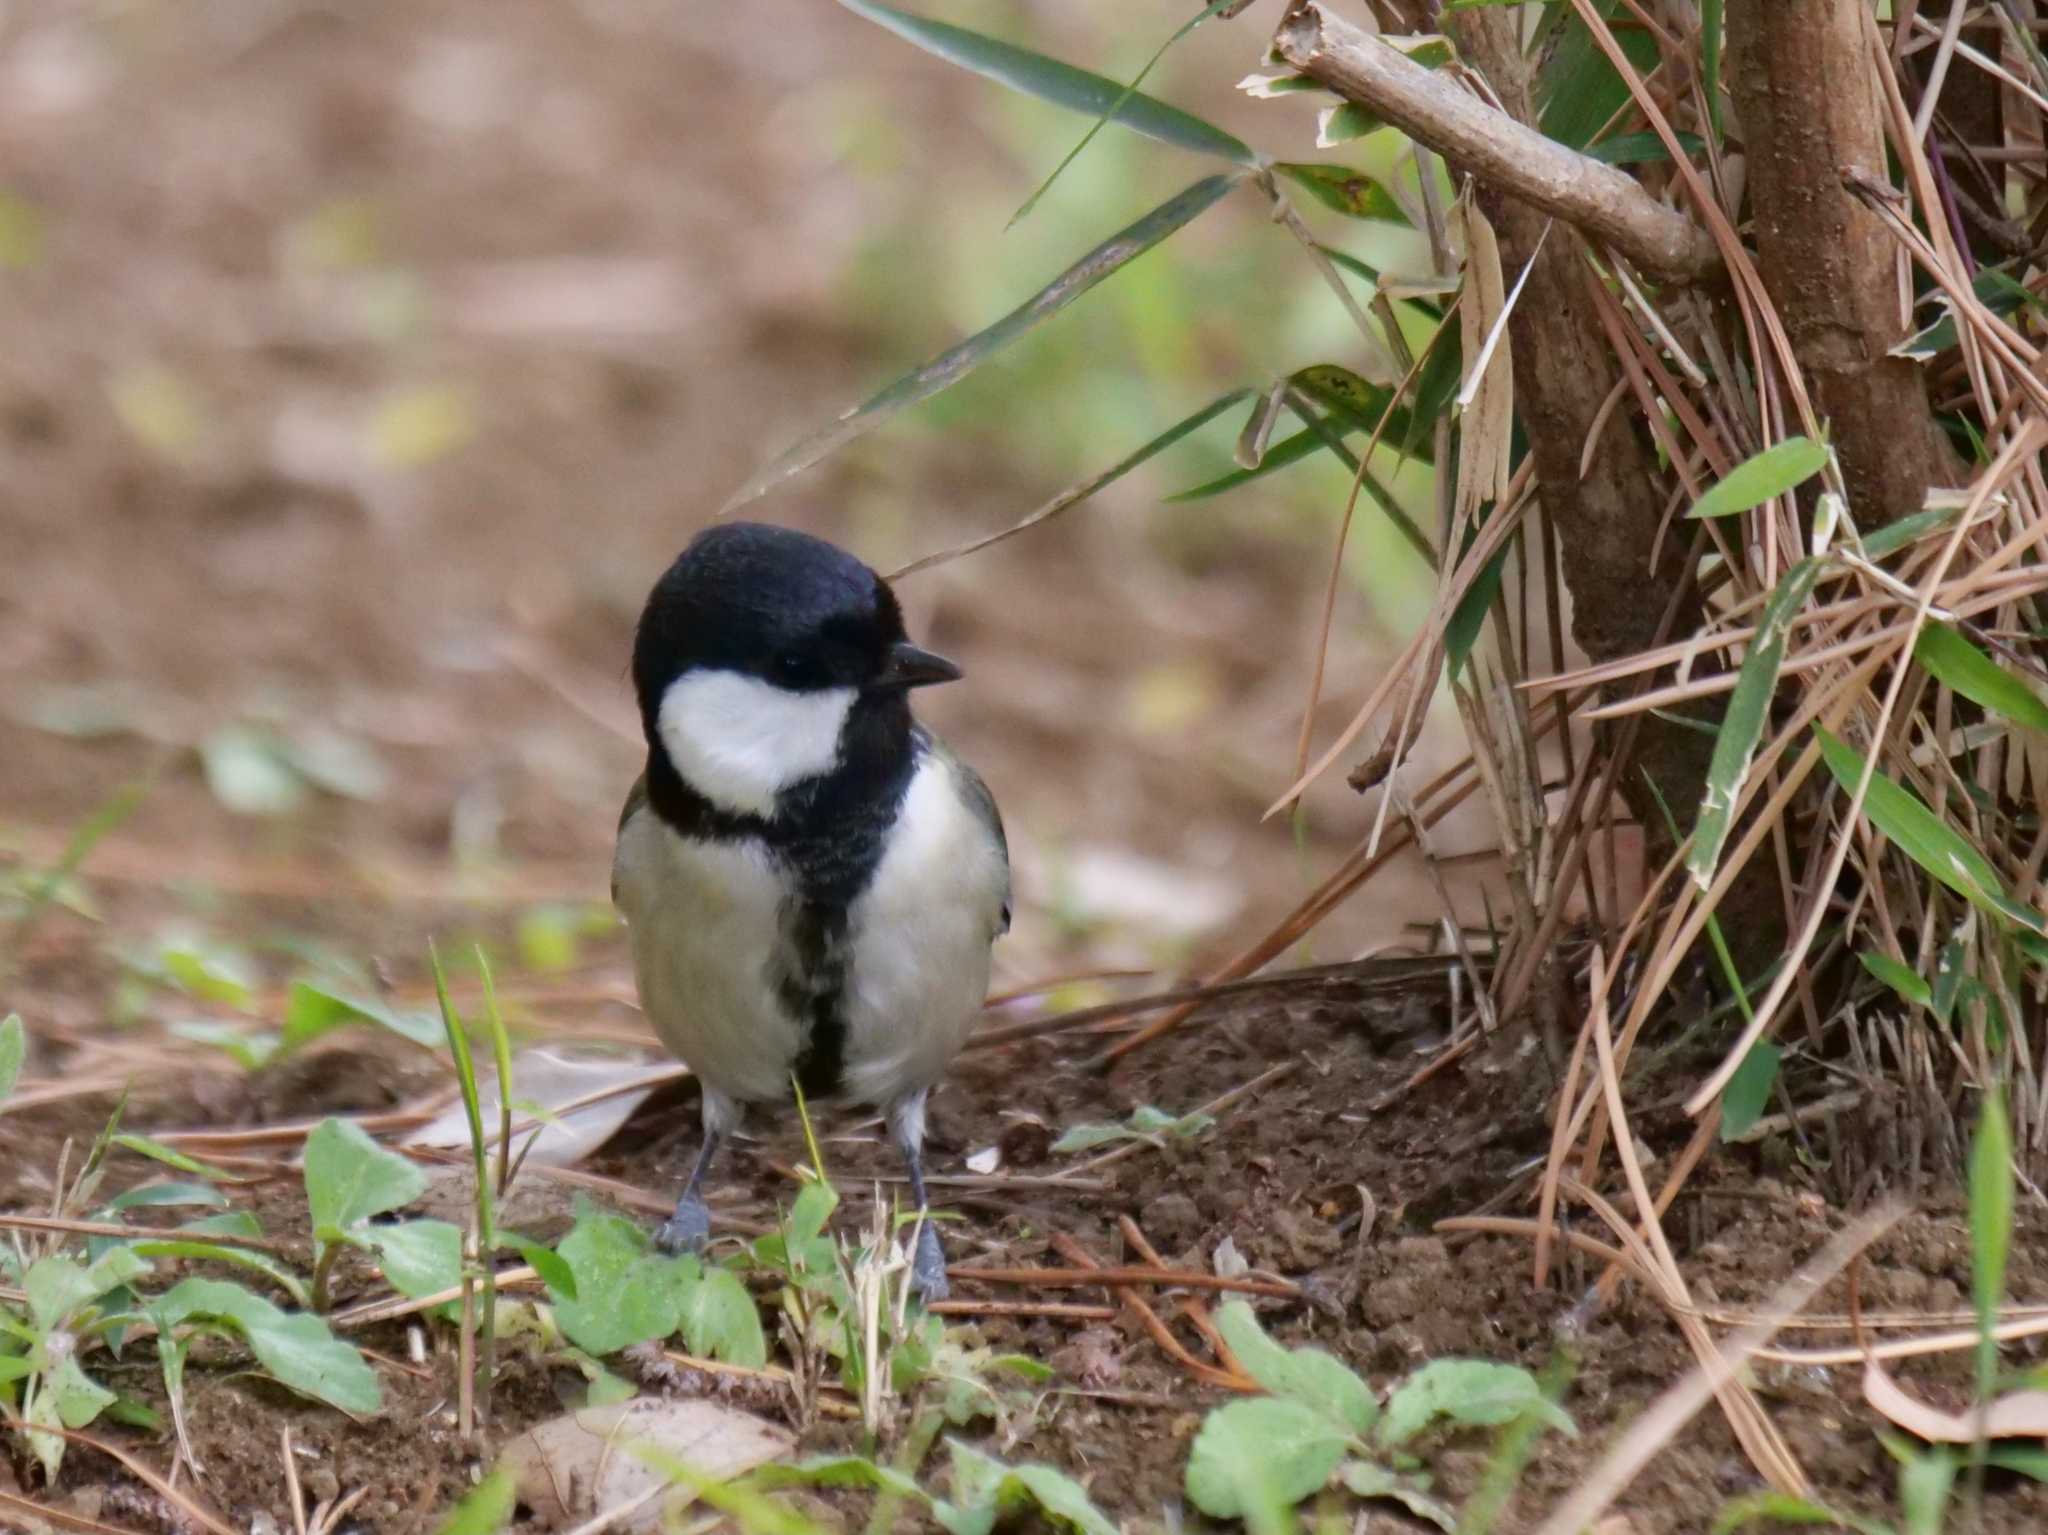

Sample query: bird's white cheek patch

[658,670,855,817]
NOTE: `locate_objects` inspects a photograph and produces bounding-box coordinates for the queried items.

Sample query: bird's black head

[632,522,959,822]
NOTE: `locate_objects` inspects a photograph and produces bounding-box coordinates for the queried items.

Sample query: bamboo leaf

[1274,163,1410,224]
[1585,130,1705,165]
[1814,729,2042,933]
[722,172,1245,512]
[1860,951,1933,1007]
[1913,624,2048,734]
[1011,0,1240,227]
[1688,437,1830,519]
[1718,1041,1782,1142]
[839,0,1254,164]
[1688,560,1821,888]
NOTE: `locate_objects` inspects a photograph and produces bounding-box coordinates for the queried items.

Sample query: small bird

[612,522,1009,1299]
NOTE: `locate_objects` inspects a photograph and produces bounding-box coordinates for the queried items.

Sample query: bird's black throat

[642,692,923,1099]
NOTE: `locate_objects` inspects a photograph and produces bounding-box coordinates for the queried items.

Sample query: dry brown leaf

[500,1397,795,1532]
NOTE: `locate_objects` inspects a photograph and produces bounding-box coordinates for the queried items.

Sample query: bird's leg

[887,1091,948,1301]
[655,1129,722,1254]
[657,1089,743,1255]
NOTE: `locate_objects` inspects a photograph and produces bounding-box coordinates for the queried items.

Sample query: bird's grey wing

[932,737,1010,936]
[612,772,650,905]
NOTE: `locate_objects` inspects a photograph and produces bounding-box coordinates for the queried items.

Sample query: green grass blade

[1010,0,1240,227]
[1701,0,1725,137]
[1687,559,1821,888]
[1970,1085,2013,1407]
[1688,437,1830,519]
[1814,728,2041,932]
[892,385,1254,577]
[1913,623,2048,734]
[722,171,1245,512]
[839,0,1254,165]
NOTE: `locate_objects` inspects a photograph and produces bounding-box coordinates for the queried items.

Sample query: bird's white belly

[613,752,1006,1114]
[838,754,1005,1107]
[613,810,804,1106]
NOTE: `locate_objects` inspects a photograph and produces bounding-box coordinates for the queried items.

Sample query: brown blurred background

[0,0,1511,991]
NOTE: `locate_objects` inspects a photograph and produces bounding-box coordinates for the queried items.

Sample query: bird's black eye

[773,652,811,687]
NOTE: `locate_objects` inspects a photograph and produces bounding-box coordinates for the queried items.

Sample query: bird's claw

[655,1195,712,1256]
[910,1219,949,1302]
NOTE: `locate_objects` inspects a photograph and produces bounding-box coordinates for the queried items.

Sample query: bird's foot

[654,1194,712,1256]
[910,1218,949,1302]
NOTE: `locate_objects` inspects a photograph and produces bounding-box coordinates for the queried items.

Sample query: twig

[280,1428,309,1535]
[925,1298,1121,1321]
[1271,1,1717,282]
[949,1263,1301,1300]
[1049,1232,1256,1392]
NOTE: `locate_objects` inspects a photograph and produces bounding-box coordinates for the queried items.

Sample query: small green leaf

[508,1237,577,1302]
[837,1,1254,165]
[128,1240,310,1309]
[26,1248,150,1329]
[150,1277,379,1413]
[1337,1462,1457,1532]
[1317,101,1382,145]
[48,1353,116,1430]
[433,1466,517,1535]
[112,1134,235,1181]
[368,1220,465,1300]
[1185,1396,1351,1523]
[1860,951,1933,1007]
[788,1178,839,1250]
[1274,163,1410,224]
[304,1118,428,1242]
[0,1014,24,1102]
[938,1440,1120,1535]
[1914,624,2048,734]
[678,1265,767,1368]
[1214,1298,1377,1434]
[1378,1359,1574,1447]
[284,982,444,1053]
[1048,1121,1128,1153]
[1689,559,1822,888]
[1814,728,2040,932]
[722,172,1244,512]
[550,1202,692,1355]
[107,1181,225,1211]
[1718,1041,1783,1142]
[1687,437,1830,519]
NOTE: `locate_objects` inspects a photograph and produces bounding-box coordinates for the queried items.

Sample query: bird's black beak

[874,640,963,690]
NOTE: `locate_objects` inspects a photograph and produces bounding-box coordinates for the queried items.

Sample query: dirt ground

[2,1,2041,1532]
[7,902,2048,1534]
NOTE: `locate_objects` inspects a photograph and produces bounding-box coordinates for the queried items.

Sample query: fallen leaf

[501,1397,794,1532]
